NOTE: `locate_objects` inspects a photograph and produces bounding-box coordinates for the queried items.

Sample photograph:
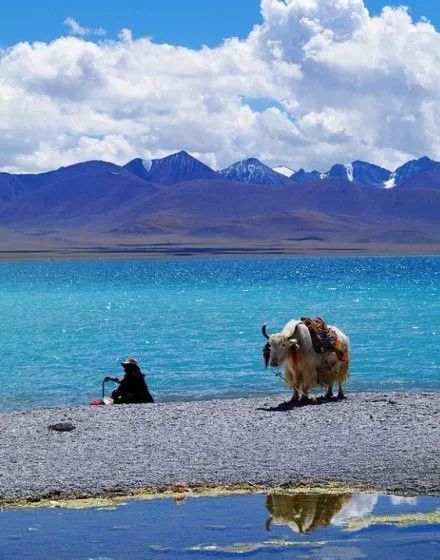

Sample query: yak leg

[286,369,300,404]
[325,384,333,400]
[290,389,299,403]
[299,385,310,403]
[337,383,345,399]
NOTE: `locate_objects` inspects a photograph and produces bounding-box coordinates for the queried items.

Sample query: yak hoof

[299,395,310,405]
[324,391,333,400]
[337,392,346,400]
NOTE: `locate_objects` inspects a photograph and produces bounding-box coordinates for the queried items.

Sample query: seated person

[104,357,154,404]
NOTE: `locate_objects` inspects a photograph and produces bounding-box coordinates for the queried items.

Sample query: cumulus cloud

[1,1,440,172]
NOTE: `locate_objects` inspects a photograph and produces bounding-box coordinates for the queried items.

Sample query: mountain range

[118,151,440,188]
[0,150,439,255]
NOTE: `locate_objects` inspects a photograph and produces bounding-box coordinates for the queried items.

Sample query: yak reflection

[266,492,352,534]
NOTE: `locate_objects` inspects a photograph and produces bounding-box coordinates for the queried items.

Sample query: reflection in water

[266,492,352,534]
[390,495,418,506]
[265,492,421,534]
[265,491,390,534]
[333,494,378,526]
[0,492,438,559]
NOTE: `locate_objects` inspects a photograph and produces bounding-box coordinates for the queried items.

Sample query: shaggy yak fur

[262,317,350,401]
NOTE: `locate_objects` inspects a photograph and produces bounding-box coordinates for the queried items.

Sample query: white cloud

[1,1,440,172]
[94,28,107,37]
[63,17,107,38]
[64,17,89,36]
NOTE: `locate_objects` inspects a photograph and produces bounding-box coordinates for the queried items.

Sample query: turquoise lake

[1,492,439,559]
[0,256,438,410]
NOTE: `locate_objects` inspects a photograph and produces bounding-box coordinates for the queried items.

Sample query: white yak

[262,318,350,402]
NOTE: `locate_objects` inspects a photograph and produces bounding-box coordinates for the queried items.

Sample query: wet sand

[0,233,439,262]
[0,392,438,507]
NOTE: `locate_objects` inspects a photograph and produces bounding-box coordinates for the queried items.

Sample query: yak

[262,318,350,403]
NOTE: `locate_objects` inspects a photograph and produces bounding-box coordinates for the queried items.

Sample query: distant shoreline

[1,392,438,507]
[0,243,439,262]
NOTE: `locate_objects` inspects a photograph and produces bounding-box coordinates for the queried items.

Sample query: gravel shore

[0,392,439,503]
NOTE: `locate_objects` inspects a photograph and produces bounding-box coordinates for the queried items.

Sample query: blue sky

[1,0,440,173]
[0,0,437,48]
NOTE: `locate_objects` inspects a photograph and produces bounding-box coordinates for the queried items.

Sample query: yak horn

[262,323,270,339]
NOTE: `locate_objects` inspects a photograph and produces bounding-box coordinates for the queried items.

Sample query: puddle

[0,491,439,559]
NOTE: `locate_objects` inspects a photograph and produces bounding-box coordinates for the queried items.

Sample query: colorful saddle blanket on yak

[301,316,345,361]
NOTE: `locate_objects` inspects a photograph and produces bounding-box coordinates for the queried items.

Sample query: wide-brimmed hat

[121,357,139,368]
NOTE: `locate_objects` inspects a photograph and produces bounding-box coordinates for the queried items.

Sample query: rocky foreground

[0,392,438,504]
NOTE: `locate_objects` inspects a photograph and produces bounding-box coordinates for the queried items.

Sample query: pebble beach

[0,392,439,506]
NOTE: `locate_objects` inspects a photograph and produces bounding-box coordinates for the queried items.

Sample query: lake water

[0,256,438,410]
[1,492,439,559]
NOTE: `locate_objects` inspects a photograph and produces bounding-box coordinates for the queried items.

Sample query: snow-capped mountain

[125,151,216,185]
[1,151,439,249]
[273,166,295,178]
[322,161,392,186]
[123,151,440,188]
[218,158,291,184]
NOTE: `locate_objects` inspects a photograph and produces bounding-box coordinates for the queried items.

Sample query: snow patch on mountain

[345,163,354,182]
[273,166,294,177]
[142,158,152,172]
[384,173,396,189]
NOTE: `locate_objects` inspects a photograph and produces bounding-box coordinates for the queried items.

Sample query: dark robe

[111,369,154,404]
